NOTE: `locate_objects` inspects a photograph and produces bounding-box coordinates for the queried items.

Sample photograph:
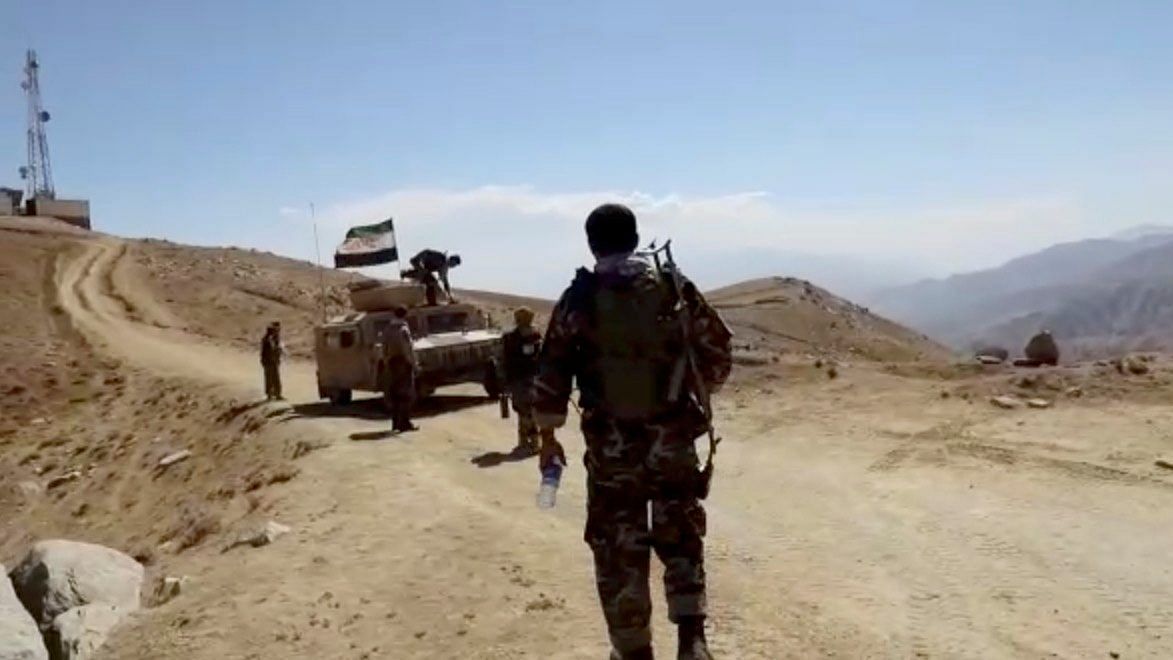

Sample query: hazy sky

[3,1,1171,296]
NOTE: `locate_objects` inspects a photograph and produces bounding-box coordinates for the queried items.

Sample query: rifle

[641,240,720,499]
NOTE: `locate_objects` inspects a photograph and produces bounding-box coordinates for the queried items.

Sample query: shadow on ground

[290,394,494,422]
[471,445,538,468]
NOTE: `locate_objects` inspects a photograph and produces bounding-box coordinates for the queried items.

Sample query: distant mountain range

[868,225,1173,358]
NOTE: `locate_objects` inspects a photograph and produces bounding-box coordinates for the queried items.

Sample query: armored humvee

[314,281,503,405]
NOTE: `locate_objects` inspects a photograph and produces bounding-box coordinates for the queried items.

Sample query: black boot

[610,647,654,660]
[677,617,712,660]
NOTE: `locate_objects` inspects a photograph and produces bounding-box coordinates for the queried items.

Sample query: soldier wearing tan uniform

[383,306,419,433]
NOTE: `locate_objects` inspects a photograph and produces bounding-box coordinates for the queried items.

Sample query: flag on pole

[334,218,398,268]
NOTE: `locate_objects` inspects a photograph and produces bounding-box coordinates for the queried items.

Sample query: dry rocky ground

[2,215,1172,659]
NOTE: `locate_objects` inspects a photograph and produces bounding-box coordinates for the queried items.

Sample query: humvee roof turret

[314,281,503,405]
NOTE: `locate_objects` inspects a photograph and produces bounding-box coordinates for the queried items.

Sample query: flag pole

[311,202,326,322]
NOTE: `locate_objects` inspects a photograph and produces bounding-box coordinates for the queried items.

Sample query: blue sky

[3,1,1171,296]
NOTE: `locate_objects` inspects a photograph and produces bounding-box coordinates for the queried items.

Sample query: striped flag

[334,218,398,268]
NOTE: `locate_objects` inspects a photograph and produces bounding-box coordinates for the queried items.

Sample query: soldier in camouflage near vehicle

[533,204,733,660]
[502,306,555,455]
[383,306,419,432]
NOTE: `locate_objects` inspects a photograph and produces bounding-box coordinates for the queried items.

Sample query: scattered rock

[31,418,47,426]
[1155,460,1173,471]
[8,540,144,627]
[1017,374,1040,389]
[15,481,43,499]
[1023,331,1060,366]
[45,472,81,491]
[974,346,1009,363]
[150,576,187,607]
[44,603,126,660]
[990,395,1023,410]
[1065,386,1083,398]
[826,366,838,379]
[157,450,191,469]
[1026,399,1052,409]
[225,521,291,551]
[1122,355,1150,376]
[0,562,49,660]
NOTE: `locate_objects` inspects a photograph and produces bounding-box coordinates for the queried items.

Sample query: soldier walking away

[403,248,462,305]
[260,322,284,401]
[533,204,733,660]
[502,307,555,455]
[384,306,419,433]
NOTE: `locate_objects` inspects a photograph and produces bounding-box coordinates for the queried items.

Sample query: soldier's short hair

[514,306,534,325]
[586,203,639,257]
[393,305,408,319]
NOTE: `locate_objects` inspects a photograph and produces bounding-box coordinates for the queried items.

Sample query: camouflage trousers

[581,409,707,653]
[385,360,416,431]
[510,382,539,448]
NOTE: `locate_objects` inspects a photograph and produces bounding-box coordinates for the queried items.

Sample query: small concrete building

[0,187,22,215]
[26,196,90,229]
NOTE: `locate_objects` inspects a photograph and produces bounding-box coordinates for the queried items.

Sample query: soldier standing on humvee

[260,322,284,401]
[533,204,733,660]
[405,248,462,305]
[384,306,419,432]
[502,307,554,455]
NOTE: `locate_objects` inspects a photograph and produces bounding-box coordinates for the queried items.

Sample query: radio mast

[20,49,55,200]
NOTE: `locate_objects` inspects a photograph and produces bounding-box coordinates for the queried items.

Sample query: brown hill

[116,242,944,365]
[709,276,949,363]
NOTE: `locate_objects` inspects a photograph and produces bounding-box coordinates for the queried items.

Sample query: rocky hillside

[120,240,945,366]
[870,228,1173,357]
[126,240,551,360]
[709,277,949,363]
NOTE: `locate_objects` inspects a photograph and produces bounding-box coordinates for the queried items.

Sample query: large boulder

[43,604,125,660]
[0,564,48,660]
[7,541,143,628]
[1023,331,1060,366]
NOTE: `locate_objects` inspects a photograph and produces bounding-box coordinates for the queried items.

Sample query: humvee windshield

[428,312,469,334]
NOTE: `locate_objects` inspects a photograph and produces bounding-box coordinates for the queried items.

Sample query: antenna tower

[20,49,55,200]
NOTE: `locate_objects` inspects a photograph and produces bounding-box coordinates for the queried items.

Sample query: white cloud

[277,185,1094,298]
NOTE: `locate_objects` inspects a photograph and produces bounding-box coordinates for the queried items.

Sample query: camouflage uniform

[503,320,544,451]
[383,319,418,431]
[533,254,732,654]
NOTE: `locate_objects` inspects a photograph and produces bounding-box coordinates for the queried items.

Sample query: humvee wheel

[328,389,352,405]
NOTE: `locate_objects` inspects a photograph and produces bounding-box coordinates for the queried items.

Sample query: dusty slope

[3,223,1173,658]
[125,240,557,359]
[0,221,310,575]
[709,276,949,362]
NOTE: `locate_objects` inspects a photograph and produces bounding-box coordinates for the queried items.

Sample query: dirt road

[53,238,1173,658]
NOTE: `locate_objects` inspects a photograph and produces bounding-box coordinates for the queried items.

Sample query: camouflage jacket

[502,326,543,385]
[381,320,418,369]
[533,254,732,431]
